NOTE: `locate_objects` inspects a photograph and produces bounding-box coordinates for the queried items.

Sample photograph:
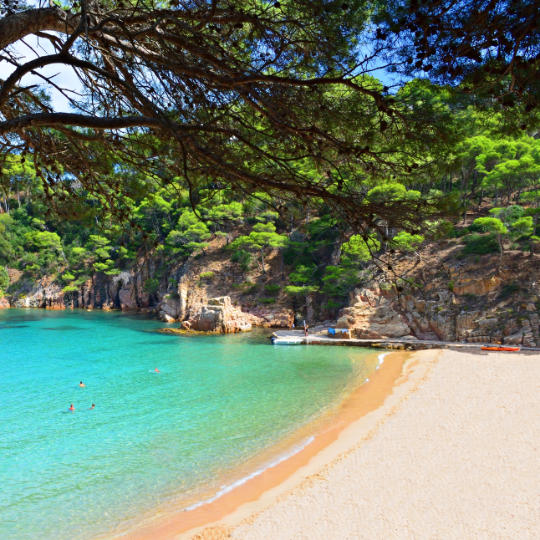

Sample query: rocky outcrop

[336,286,413,339]
[0,296,9,309]
[11,276,65,309]
[184,296,259,333]
[245,306,294,328]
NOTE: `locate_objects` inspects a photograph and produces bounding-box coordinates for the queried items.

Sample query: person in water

[79,381,85,387]
[69,404,75,412]
[90,403,95,410]
[154,368,160,373]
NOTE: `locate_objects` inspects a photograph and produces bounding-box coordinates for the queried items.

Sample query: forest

[0,1,538,314]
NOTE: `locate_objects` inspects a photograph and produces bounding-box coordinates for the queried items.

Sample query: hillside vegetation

[0,95,539,341]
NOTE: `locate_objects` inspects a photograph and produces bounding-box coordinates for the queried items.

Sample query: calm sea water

[0,309,378,539]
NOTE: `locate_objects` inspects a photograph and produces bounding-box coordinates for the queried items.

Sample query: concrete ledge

[270,330,540,353]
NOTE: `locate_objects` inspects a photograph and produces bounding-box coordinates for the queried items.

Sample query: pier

[270,329,540,352]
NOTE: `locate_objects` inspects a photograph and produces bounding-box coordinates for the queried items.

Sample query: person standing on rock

[303,320,309,337]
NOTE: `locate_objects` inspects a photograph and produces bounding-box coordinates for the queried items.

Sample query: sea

[0,309,379,539]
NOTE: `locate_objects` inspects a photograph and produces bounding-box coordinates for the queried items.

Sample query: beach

[180,348,540,540]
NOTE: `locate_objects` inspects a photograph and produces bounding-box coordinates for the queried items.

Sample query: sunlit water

[0,309,379,539]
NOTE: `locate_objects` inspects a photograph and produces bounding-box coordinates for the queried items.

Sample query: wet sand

[185,349,540,540]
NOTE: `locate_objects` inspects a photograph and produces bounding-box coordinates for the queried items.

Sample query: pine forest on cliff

[0,1,538,341]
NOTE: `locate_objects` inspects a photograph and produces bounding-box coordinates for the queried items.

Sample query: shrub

[391,231,424,252]
[498,282,520,300]
[462,233,499,255]
[264,283,280,296]
[231,248,252,271]
[450,226,470,238]
[143,277,160,294]
[199,271,215,280]
[0,266,9,294]
[324,299,343,311]
[259,297,276,304]
[62,284,79,293]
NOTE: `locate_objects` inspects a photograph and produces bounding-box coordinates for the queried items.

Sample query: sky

[0,35,82,111]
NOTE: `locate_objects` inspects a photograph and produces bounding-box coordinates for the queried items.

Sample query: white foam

[376,352,388,370]
[183,435,315,512]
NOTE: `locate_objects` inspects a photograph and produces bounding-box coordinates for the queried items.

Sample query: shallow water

[0,309,377,539]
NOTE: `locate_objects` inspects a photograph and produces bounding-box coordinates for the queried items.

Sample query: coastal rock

[0,296,10,309]
[186,296,258,333]
[245,306,294,328]
[11,276,65,309]
[157,295,181,322]
[337,286,412,339]
[453,275,502,296]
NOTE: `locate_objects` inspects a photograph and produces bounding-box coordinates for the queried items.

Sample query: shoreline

[187,348,540,540]
[110,350,409,539]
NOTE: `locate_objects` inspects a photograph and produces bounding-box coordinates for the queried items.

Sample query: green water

[0,309,378,539]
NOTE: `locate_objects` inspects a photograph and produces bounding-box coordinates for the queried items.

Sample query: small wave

[376,352,388,370]
[183,435,315,512]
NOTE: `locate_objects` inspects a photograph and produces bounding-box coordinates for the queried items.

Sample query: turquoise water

[0,309,377,540]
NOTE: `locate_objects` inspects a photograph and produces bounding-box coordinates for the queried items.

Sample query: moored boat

[481,346,521,352]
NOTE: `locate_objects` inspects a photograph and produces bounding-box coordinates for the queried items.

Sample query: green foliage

[199,271,215,280]
[0,266,9,294]
[143,278,160,294]
[285,285,319,296]
[462,233,500,255]
[259,297,276,304]
[264,283,281,296]
[342,234,379,263]
[510,216,534,239]
[165,210,211,256]
[367,182,420,203]
[321,265,358,297]
[456,135,540,200]
[391,231,424,252]
[231,222,288,272]
[520,190,540,206]
[472,217,508,235]
[62,284,79,293]
[289,264,317,285]
[230,248,252,271]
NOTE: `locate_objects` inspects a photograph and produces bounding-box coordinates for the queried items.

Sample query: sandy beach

[180,348,540,540]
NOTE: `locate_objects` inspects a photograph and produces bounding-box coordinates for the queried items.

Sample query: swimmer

[79,381,85,388]
[69,404,75,412]
[154,368,160,373]
[89,403,95,410]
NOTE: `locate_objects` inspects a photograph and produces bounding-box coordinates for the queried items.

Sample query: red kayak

[481,346,520,352]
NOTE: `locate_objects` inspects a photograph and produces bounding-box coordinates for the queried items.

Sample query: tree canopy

[0,0,537,233]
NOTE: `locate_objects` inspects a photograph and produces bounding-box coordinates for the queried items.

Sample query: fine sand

[181,348,540,540]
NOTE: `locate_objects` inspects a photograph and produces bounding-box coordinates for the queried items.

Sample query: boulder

[186,296,258,333]
[337,286,412,339]
[158,296,181,322]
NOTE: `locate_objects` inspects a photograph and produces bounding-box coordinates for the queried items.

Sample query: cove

[0,309,380,540]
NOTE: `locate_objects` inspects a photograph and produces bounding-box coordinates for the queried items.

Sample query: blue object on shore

[328,327,349,336]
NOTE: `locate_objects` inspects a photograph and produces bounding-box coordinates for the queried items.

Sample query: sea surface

[0,309,379,539]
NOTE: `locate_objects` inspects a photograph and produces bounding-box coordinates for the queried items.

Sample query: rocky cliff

[2,235,538,345]
[336,241,539,347]
[2,237,293,332]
